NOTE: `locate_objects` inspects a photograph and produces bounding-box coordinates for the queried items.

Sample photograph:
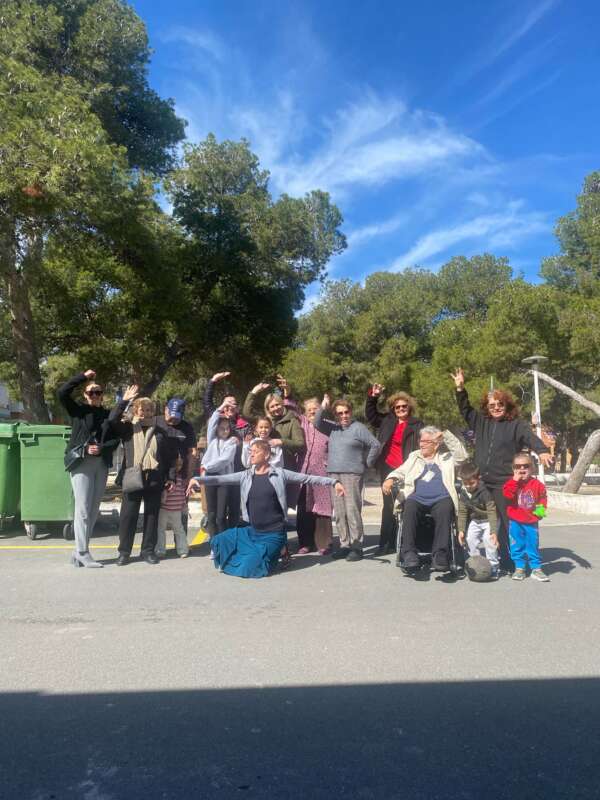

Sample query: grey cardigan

[197,466,337,525]
[314,409,381,474]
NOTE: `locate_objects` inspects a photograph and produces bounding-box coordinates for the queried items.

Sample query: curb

[547,490,600,516]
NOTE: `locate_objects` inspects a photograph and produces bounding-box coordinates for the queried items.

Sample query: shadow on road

[541,546,593,575]
[1,678,599,799]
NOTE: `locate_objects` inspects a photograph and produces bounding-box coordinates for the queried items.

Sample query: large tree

[0,0,185,420]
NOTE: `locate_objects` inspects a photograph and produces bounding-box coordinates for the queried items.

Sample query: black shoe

[142,553,160,565]
[346,548,363,562]
[116,553,130,566]
[402,552,420,569]
[331,547,351,560]
[432,553,449,572]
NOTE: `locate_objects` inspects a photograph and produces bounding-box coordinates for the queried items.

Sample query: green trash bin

[0,422,21,529]
[18,425,74,540]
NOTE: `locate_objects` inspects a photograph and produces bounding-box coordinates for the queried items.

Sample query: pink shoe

[297,546,311,555]
[318,547,332,556]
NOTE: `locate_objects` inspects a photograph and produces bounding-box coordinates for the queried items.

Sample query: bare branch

[532,370,600,417]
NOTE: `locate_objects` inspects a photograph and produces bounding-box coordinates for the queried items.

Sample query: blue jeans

[509,520,541,569]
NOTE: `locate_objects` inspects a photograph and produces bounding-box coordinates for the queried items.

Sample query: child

[201,407,238,536]
[156,455,189,558]
[457,461,499,576]
[503,453,549,582]
[241,416,283,468]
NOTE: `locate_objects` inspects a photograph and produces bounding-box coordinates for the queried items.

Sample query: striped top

[161,476,187,511]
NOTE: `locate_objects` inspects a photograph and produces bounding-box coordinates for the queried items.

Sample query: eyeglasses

[335,410,351,416]
[394,404,409,410]
[488,402,505,409]
[86,389,103,397]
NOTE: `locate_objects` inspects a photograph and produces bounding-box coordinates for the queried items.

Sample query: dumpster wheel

[63,522,74,541]
[24,522,38,540]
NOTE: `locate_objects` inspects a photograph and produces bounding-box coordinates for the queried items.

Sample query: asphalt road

[1,511,599,799]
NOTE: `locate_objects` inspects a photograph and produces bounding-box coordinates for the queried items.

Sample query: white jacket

[387,430,468,511]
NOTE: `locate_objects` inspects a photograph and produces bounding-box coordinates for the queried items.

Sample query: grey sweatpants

[466,519,499,568]
[330,472,364,549]
[70,456,108,554]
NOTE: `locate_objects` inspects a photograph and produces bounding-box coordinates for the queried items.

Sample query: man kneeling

[382,427,466,572]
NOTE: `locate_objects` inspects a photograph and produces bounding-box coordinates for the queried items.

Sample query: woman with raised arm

[108,386,177,566]
[58,369,119,568]
[314,396,381,562]
[187,440,345,578]
[365,383,424,555]
[242,382,305,471]
[451,368,553,572]
[278,375,333,556]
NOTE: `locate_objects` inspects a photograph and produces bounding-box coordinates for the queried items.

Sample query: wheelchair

[393,489,462,579]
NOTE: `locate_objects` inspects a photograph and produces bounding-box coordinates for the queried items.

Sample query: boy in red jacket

[503,454,549,582]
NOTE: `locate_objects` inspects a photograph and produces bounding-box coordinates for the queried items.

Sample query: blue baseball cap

[166,397,186,420]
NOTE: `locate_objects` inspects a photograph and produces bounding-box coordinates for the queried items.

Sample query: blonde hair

[131,397,155,416]
[386,391,416,415]
[264,393,284,418]
[303,397,320,412]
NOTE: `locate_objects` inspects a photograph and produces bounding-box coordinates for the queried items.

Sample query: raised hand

[83,369,96,380]
[450,368,465,390]
[371,383,385,397]
[321,393,331,410]
[122,384,139,402]
[276,374,290,398]
[251,382,271,394]
[211,371,231,383]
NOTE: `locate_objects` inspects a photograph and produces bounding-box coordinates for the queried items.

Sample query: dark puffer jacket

[243,391,305,471]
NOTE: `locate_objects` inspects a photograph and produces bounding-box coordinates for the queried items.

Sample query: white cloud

[486,0,559,66]
[266,95,485,197]
[159,26,226,62]
[347,212,409,247]
[391,201,550,269]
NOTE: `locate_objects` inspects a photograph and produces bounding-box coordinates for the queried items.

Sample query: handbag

[122,427,156,494]
[64,441,87,471]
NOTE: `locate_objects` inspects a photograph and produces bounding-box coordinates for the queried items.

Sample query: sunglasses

[488,402,505,409]
[335,410,351,415]
[394,404,409,410]
[514,464,530,469]
[86,389,103,397]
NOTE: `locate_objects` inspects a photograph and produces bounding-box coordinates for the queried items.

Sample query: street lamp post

[522,355,548,483]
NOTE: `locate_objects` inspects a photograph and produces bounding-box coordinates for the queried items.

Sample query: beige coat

[387,430,468,511]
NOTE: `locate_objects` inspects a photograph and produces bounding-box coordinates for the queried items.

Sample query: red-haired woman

[452,368,553,572]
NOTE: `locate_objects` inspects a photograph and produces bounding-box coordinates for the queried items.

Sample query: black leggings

[118,485,162,556]
[205,483,239,534]
[378,464,398,548]
[488,484,513,571]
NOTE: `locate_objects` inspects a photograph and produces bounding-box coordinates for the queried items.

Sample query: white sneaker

[530,568,550,582]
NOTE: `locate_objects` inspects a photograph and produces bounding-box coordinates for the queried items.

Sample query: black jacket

[456,388,549,488]
[57,373,119,468]
[365,394,424,470]
[108,400,177,489]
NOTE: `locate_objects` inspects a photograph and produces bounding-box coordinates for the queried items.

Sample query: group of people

[58,366,553,581]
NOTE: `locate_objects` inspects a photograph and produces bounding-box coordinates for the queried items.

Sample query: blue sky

[133,0,599,305]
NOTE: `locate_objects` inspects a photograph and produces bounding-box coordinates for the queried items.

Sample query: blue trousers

[509,520,541,569]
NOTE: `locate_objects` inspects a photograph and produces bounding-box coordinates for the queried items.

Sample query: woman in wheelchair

[382,426,467,572]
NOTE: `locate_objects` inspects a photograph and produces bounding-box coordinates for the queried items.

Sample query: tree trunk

[5,264,50,422]
[139,343,185,397]
[0,221,50,423]
[534,370,600,416]
[564,429,600,493]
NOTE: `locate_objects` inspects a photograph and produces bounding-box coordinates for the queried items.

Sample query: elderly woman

[108,386,177,566]
[187,440,345,578]
[279,377,333,555]
[366,383,424,555]
[58,369,119,568]
[383,426,467,572]
[315,397,381,562]
[451,368,552,572]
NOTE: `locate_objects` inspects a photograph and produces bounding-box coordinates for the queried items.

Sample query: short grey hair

[420,425,442,438]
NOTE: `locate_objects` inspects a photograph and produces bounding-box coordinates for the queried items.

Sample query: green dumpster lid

[18,424,71,438]
[0,422,20,438]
